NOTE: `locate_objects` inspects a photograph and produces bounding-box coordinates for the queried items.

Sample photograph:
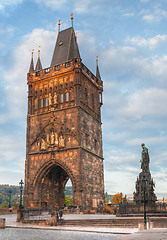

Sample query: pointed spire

[29,50,34,73]
[35,47,42,71]
[96,56,101,80]
[50,26,80,67]
[58,19,61,32]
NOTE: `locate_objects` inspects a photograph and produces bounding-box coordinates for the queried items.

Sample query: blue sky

[0,0,167,199]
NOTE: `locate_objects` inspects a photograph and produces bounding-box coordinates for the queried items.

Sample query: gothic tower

[24,19,104,211]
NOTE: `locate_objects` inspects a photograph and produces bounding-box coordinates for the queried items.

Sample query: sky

[0,0,167,199]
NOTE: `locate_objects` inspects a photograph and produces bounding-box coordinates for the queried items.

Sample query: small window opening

[61,93,64,103]
[66,92,69,102]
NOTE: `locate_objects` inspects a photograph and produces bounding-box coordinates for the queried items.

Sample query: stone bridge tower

[24,19,104,211]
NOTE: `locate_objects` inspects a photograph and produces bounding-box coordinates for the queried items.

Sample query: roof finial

[38,46,41,57]
[58,19,61,32]
[71,13,74,27]
[96,56,98,66]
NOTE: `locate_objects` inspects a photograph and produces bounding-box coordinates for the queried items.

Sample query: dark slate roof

[50,27,80,67]
[29,55,34,73]
[35,55,42,71]
[96,64,101,80]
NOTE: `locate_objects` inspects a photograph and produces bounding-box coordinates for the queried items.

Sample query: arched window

[99,92,102,104]
[61,93,64,103]
[66,92,69,102]
[45,97,48,107]
[39,98,43,108]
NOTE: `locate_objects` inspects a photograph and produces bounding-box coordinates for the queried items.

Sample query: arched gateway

[24,19,104,211]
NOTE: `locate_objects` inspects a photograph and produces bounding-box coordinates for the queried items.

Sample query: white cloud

[34,0,67,9]
[0,27,57,184]
[123,88,167,118]
[34,0,104,13]
[127,35,167,50]
[142,8,167,23]
[0,0,22,12]
[123,13,135,17]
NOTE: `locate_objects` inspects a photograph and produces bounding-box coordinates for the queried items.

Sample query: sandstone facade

[24,26,104,210]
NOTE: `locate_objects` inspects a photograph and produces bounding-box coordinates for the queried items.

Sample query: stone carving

[59,135,65,147]
[47,134,50,144]
[54,93,57,104]
[48,93,52,105]
[140,143,150,173]
[51,131,54,144]
[41,139,46,150]
[55,133,58,145]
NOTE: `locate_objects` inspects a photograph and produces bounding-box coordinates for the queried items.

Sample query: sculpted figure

[54,93,57,104]
[47,134,50,144]
[48,93,52,105]
[59,135,65,147]
[140,143,150,173]
[55,133,58,145]
[41,139,46,150]
[51,131,55,144]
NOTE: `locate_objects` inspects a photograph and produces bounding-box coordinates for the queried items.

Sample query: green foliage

[0,185,20,208]
[1,200,8,208]
[65,195,73,206]
[0,184,72,208]
[65,186,72,196]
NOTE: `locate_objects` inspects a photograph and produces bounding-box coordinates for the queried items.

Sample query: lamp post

[105,192,108,203]
[9,190,12,208]
[142,175,147,225]
[19,179,24,210]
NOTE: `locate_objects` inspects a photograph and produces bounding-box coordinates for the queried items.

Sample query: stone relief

[30,119,77,152]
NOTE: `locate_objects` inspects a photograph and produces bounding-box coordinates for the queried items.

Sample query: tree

[65,195,73,206]
[112,193,123,204]
[1,200,8,208]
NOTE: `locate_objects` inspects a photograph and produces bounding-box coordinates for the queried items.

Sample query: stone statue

[51,131,55,144]
[41,139,46,150]
[55,133,58,145]
[140,143,150,173]
[59,135,65,147]
[47,134,50,144]
[54,93,57,104]
[48,93,52,105]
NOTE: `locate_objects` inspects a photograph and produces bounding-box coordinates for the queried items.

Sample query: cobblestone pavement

[117,229,167,240]
[4,214,167,240]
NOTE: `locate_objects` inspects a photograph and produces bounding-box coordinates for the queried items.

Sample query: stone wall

[0,218,5,228]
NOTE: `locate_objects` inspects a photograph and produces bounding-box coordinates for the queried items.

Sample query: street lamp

[142,175,148,225]
[105,192,108,203]
[9,190,12,208]
[19,179,24,209]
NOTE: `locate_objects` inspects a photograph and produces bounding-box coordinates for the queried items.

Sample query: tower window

[99,92,102,104]
[85,88,88,103]
[60,93,64,103]
[94,139,97,150]
[66,92,69,102]
[55,65,60,71]
[40,98,43,108]
[45,97,48,107]
[92,94,95,109]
